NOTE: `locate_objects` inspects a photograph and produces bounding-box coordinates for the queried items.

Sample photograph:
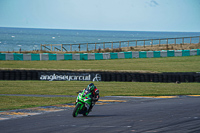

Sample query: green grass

[1,56,200,110]
[0,96,75,111]
[1,81,200,111]
[1,81,200,96]
[1,56,200,72]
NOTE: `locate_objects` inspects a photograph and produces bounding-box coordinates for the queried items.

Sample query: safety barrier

[0,49,200,61]
[0,70,200,83]
[41,36,200,52]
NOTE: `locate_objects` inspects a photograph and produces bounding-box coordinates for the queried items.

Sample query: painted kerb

[0,49,200,61]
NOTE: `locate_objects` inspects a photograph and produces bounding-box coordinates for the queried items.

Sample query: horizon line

[1,26,200,33]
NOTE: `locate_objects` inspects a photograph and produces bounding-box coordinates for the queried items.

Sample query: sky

[0,0,200,32]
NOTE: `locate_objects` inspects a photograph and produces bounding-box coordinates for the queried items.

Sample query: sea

[0,27,200,52]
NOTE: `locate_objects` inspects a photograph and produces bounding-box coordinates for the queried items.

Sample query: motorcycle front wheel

[72,103,81,117]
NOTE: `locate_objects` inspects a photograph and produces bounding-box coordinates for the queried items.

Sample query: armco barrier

[0,49,199,61]
[0,70,200,83]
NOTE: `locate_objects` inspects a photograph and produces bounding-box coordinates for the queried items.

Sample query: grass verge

[0,96,74,111]
[1,81,200,111]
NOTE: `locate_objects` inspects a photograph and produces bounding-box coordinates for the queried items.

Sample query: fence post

[136,40,137,48]
[174,38,176,45]
[199,36,200,43]
[159,39,160,46]
[151,39,153,47]
[166,38,168,49]
[78,44,81,51]
[127,41,129,49]
[87,43,88,51]
[111,42,113,49]
[70,44,72,51]
[103,42,105,50]
[61,44,63,52]
[167,38,168,45]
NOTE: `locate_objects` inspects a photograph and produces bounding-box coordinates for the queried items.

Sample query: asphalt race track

[0,96,200,133]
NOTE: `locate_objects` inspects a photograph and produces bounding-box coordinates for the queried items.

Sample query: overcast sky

[0,0,200,32]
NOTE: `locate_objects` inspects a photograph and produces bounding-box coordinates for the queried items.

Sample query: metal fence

[41,36,200,52]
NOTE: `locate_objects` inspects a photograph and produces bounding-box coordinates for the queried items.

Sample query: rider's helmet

[87,83,95,91]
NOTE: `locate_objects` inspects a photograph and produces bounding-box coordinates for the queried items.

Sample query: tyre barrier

[0,70,39,80]
[0,70,200,83]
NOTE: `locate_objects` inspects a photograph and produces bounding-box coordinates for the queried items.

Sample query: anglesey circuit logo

[92,74,101,81]
[39,73,101,81]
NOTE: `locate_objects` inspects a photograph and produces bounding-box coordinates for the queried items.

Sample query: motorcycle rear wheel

[83,112,89,116]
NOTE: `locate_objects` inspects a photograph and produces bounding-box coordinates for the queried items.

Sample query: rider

[82,83,99,112]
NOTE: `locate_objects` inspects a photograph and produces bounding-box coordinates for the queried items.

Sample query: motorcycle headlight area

[83,99,88,101]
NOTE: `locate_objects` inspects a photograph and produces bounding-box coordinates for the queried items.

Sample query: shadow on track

[73,115,117,118]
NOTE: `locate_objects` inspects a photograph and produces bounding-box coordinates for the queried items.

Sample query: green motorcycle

[72,88,92,117]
